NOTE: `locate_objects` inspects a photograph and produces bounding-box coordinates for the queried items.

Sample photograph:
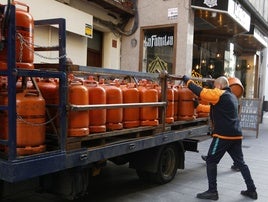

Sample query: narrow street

[3,115,268,202]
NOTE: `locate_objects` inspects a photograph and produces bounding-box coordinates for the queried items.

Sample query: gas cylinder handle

[13,1,30,12]
[69,78,84,85]
[84,80,97,87]
[24,89,39,97]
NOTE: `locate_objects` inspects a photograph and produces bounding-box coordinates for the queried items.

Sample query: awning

[192,0,251,40]
[234,25,267,53]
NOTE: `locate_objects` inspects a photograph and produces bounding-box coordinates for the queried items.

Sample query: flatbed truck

[0,3,211,199]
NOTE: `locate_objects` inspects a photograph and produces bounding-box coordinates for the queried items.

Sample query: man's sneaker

[241,190,258,200]
[231,165,240,172]
[196,190,219,200]
[201,155,207,161]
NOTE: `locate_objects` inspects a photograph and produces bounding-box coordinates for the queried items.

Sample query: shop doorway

[87,30,103,67]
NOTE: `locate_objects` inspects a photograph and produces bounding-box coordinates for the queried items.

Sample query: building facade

[124,0,268,101]
[5,0,268,101]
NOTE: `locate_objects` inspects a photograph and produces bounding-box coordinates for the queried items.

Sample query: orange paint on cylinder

[102,80,123,130]
[173,85,179,121]
[196,98,209,118]
[156,84,174,124]
[68,79,89,136]
[139,83,159,126]
[177,85,195,120]
[228,77,244,99]
[0,1,34,70]
[165,85,174,123]
[37,77,59,133]
[122,83,140,128]
[0,90,46,155]
[84,76,106,133]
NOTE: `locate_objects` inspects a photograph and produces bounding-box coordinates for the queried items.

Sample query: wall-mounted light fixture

[131,38,137,47]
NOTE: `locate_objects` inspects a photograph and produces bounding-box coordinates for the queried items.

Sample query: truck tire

[135,144,179,184]
[150,144,179,184]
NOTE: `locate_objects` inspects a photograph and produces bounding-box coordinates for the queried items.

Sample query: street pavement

[3,113,268,202]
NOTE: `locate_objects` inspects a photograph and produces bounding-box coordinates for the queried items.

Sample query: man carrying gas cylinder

[182,75,257,200]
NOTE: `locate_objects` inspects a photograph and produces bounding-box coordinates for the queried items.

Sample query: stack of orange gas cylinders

[1,74,244,156]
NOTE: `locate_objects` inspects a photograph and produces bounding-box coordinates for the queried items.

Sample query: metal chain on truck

[16,33,63,129]
[17,32,67,61]
[16,112,59,126]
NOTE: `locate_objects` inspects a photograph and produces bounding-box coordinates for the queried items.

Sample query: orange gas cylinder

[15,1,34,63]
[177,85,195,120]
[228,77,244,99]
[84,76,106,133]
[173,85,179,121]
[0,1,34,70]
[156,84,174,124]
[196,99,209,118]
[37,78,59,133]
[37,78,59,105]
[2,90,46,155]
[137,79,147,90]
[68,79,89,136]
[122,83,140,128]
[139,84,159,126]
[165,85,174,123]
[103,81,123,131]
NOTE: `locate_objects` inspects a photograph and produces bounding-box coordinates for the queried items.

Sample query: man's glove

[193,98,199,108]
[182,75,190,83]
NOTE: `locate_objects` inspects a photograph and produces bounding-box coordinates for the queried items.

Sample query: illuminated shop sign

[144,35,174,47]
[228,0,250,31]
[203,0,218,8]
[191,0,228,11]
[248,25,268,47]
[254,28,267,47]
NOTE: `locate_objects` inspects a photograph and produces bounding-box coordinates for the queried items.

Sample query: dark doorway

[87,48,102,67]
[87,30,103,67]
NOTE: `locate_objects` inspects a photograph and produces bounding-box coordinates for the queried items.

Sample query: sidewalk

[179,114,268,202]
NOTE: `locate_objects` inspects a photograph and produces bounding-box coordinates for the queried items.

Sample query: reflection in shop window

[142,27,175,73]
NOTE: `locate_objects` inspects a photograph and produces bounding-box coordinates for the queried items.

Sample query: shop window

[140,26,176,74]
[192,41,226,78]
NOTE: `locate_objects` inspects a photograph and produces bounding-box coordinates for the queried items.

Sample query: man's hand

[182,75,190,83]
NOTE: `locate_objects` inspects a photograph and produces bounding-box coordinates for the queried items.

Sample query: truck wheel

[151,144,179,184]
